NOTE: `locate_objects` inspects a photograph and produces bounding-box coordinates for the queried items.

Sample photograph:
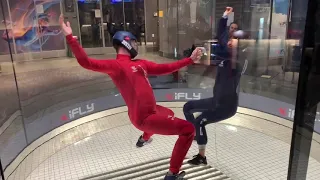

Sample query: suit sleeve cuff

[66,34,74,43]
[186,57,194,64]
[222,13,228,19]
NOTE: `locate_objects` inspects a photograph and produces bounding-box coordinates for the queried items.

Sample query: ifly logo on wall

[61,103,95,121]
[166,93,201,101]
[278,107,320,122]
[278,107,295,119]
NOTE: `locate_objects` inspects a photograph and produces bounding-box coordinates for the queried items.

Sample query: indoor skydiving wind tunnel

[0,0,320,180]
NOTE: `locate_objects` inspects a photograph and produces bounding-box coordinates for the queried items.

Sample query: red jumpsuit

[66,35,195,174]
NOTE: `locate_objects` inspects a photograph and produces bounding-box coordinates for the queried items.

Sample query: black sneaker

[187,154,207,165]
[136,135,153,148]
[164,171,186,180]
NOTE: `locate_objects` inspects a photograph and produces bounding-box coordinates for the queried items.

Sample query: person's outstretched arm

[60,15,119,75]
[66,35,119,74]
[142,58,193,76]
[217,17,228,39]
[216,7,233,40]
[142,48,203,75]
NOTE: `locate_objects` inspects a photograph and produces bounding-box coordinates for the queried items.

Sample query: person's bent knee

[231,107,238,117]
[183,101,193,113]
[181,121,195,136]
[227,106,238,119]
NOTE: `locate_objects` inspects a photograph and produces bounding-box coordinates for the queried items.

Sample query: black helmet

[112,31,138,58]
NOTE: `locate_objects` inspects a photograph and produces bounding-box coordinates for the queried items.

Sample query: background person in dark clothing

[183,7,246,165]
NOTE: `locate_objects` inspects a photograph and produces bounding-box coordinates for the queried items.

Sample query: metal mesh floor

[5,107,320,180]
[81,157,230,180]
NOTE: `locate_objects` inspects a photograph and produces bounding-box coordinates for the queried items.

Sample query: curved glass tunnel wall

[155,1,319,180]
[0,0,28,171]
[0,0,319,180]
[0,0,148,170]
[158,0,215,58]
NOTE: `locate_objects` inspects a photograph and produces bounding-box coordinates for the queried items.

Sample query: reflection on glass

[102,0,145,47]
[0,0,318,179]
[177,0,213,55]
[123,0,145,45]
[306,102,320,179]
[1,0,43,55]
[102,0,125,46]
[78,0,103,48]
[0,0,27,170]
[0,0,65,60]
[34,0,65,52]
[0,0,13,56]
